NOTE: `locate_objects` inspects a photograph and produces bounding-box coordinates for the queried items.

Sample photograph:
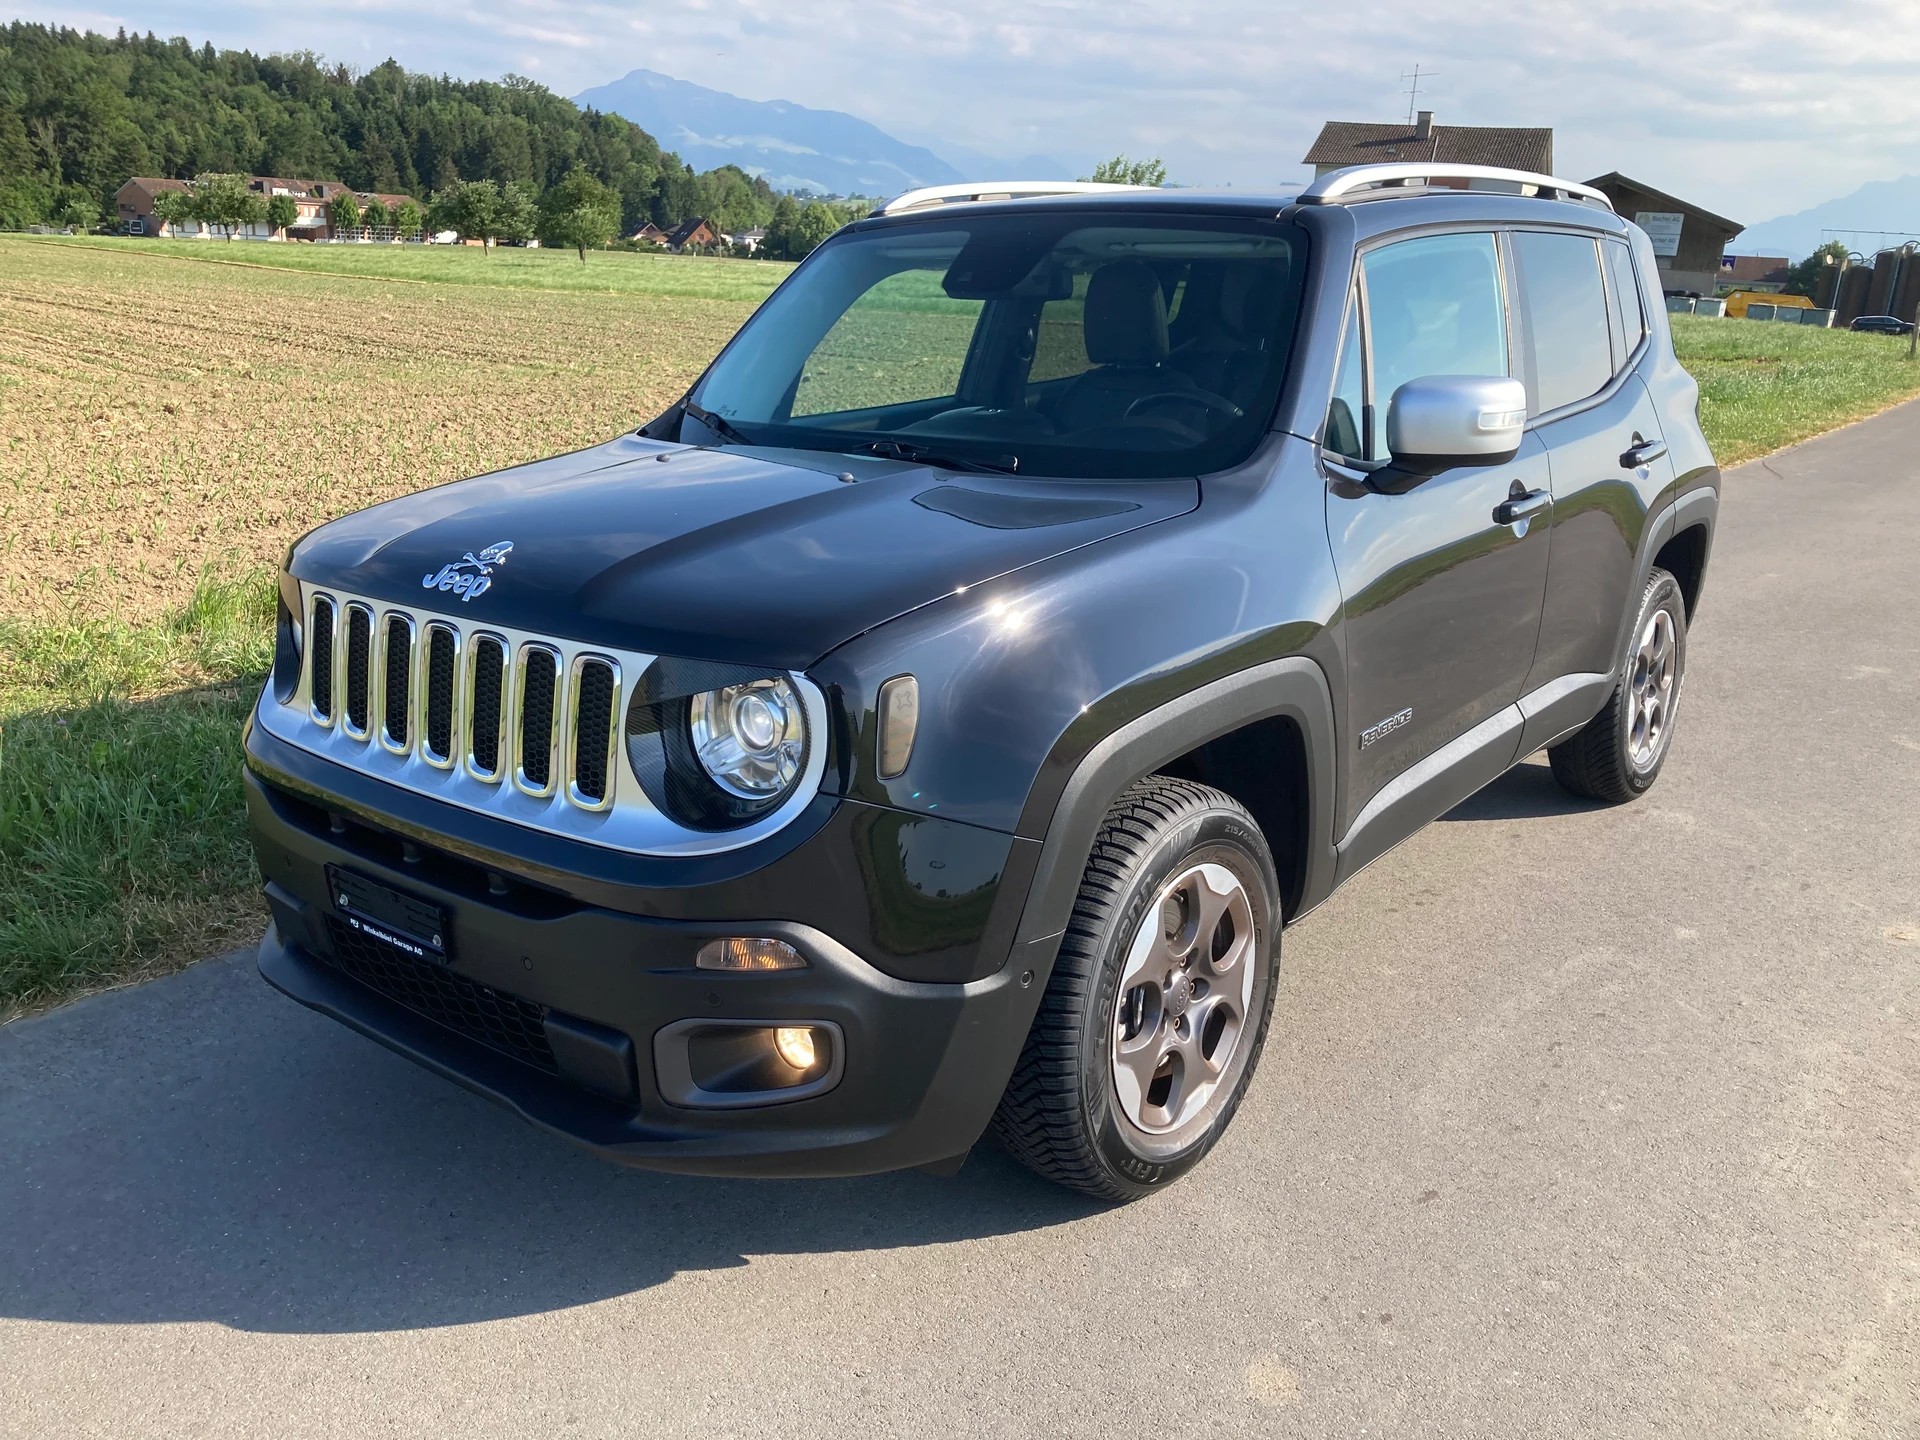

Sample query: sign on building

[1635,211,1684,257]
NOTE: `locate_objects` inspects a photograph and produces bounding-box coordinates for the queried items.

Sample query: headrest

[1084,260,1170,366]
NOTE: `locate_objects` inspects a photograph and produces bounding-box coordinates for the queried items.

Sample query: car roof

[851,182,1628,241]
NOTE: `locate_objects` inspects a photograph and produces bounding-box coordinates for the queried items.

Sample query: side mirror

[1383,375,1528,475]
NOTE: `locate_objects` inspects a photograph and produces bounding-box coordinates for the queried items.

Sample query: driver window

[790,270,984,419]
[1359,232,1508,459]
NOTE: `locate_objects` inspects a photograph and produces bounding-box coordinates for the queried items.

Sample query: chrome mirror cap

[1385,375,1528,464]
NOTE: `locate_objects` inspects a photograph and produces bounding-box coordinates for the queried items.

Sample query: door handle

[1620,437,1668,469]
[1493,487,1551,526]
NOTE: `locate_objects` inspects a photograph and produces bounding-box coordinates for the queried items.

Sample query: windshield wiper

[682,399,752,447]
[852,438,1020,475]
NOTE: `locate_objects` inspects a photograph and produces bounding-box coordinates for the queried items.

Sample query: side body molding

[1011,656,1338,953]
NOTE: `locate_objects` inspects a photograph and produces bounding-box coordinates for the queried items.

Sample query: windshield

[685,212,1305,479]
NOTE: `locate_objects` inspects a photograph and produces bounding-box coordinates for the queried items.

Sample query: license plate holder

[326,865,451,965]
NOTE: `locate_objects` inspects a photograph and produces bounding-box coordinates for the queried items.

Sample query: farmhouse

[115,175,420,241]
[1585,174,1743,297]
[665,216,720,252]
[1302,113,1553,177]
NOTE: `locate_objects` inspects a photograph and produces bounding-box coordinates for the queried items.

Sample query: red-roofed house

[115,175,421,241]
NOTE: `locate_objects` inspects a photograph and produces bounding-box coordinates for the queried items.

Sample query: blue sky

[22,0,1920,225]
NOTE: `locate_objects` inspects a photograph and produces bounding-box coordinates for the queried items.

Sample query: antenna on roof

[1400,64,1435,126]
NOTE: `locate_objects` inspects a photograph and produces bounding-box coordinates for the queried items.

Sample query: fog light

[773,1025,817,1070]
[696,937,805,971]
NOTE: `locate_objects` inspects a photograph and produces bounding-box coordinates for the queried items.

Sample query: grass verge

[1677,314,1920,465]
[0,570,274,1019]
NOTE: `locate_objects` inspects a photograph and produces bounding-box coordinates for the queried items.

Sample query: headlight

[625,667,816,831]
[688,678,806,799]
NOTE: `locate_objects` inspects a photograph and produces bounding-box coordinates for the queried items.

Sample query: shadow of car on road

[0,951,1100,1336]
[1441,757,1611,823]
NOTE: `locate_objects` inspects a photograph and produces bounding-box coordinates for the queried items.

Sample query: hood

[289,435,1198,668]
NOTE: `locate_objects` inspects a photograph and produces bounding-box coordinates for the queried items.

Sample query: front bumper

[245,725,1056,1178]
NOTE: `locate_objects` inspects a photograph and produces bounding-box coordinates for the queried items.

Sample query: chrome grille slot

[342,603,373,739]
[465,634,508,782]
[515,644,561,797]
[567,657,620,809]
[380,613,415,753]
[309,596,337,725]
[421,623,460,767]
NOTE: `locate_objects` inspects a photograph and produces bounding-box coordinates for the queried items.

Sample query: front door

[1322,230,1552,840]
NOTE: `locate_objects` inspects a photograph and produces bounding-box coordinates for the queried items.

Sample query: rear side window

[1360,232,1508,459]
[1512,231,1612,414]
[1605,240,1647,361]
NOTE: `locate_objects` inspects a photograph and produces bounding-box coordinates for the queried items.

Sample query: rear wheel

[993,777,1280,1202]
[1550,567,1688,803]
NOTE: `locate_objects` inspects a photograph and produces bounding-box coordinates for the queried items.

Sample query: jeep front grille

[271,583,827,856]
[295,593,621,816]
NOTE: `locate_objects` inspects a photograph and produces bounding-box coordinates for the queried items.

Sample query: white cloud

[15,0,1920,225]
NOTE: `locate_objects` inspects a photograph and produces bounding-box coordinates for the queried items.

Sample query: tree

[763,194,803,260]
[790,200,839,259]
[536,167,622,262]
[1785,240,1853,300]
[1083,155,1167,187]
[328,190,362,235]
[394,199,424,239]
[0,176,55,230]
[430,178,497,249]
[189,172,265,239]
[496,181,538,246]
[151,188,194,234]
[55,190,101,232]
[361,196,391,233]
[265,193,298,234]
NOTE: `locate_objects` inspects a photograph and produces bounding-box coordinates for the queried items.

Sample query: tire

[992,776,1281,1202]
[1549,566,1688,804]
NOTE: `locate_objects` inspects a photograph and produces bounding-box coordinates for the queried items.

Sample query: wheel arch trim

[1010,656,1338,954]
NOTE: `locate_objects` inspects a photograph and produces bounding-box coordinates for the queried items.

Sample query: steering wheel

[1124,388,1245,421]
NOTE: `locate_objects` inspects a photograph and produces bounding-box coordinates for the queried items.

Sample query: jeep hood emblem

[423,541,513,602]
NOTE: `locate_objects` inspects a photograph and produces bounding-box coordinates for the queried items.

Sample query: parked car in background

[1849,314,1915,335]
[246,164,1719,1202]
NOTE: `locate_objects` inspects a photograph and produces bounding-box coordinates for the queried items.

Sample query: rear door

[1513,230,1679,693]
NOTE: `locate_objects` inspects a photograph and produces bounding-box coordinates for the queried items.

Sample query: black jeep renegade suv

[247,166,1718,1201]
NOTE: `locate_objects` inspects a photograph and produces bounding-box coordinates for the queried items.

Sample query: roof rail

[1299,163,1614,211]
[879,181,1150,215]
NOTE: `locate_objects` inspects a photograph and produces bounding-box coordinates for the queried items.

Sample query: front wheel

[1550,566,1688,803]
[993,777,1280,1202]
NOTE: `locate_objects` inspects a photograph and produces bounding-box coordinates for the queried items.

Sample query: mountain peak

[575,68,967,197]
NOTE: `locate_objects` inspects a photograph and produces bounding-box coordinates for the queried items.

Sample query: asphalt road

[5,402,1919,1439]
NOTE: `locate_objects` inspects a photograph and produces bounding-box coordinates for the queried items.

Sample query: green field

[5,233,1920,1018]
[42,232,795,301]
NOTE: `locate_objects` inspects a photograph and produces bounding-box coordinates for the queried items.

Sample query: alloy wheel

[1628,607,1677,770]
[1110,861,1257,1135]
